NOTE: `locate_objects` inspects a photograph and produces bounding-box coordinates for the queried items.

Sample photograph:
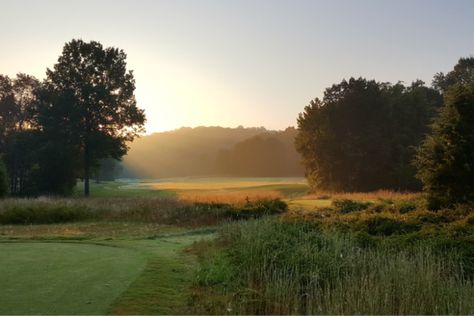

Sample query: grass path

[110,232,214,314]
[0,230,214,315]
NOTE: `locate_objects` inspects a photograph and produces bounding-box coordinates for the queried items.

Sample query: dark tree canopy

[45,39,146,196]
[296,77,442,192]
[216,127,303,177]
[433,57,474,93]
[0,74,42,196]
[416,59,474,209]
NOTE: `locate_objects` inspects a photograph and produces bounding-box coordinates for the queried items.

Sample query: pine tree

[415,84,474,209]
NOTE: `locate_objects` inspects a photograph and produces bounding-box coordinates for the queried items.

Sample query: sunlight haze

[1,0,473,133]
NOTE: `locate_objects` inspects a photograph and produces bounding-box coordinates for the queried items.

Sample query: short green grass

[110,233,215,315]
[0,223,215,315]
[0,242,146,315]
[73,181,175,198]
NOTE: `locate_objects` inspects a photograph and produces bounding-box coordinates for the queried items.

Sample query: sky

[1,0,473,134]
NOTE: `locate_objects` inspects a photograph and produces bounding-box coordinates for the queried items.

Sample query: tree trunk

[84,140,90,197]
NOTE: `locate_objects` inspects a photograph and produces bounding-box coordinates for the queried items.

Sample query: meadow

[0,177,473,315]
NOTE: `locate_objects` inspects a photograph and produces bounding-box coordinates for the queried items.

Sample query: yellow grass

[304,190,420,202]
[141,180,301,191]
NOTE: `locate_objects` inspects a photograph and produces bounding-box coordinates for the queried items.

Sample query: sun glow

[133,57,251,134]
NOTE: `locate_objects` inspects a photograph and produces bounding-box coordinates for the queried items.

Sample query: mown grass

[109,234,215,315]
[74,181,175,198]
[191,218,474,315]
[0,223,216,315]
[0,242,147,315]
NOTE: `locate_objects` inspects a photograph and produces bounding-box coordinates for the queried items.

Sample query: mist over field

[123,126,304,178]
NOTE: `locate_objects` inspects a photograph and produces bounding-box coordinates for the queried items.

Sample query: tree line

[296,57,474,209]
[123,126,303,178]
[216,127,303,177]
[0,39,145,197]
[1,38,473,208]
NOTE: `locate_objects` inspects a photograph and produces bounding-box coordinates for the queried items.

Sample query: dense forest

[296,78,442,192]
[123,126,304,178]
[0,40,145,197]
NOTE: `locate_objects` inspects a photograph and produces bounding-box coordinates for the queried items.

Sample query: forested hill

[123,126,304,178]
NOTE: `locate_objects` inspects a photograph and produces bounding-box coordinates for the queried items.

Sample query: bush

[365,216,420,236]
[228,199,288,220]
[333,199,371,214]
[192,219,474,315]
[0,204,95,224]
[397,201,417,214]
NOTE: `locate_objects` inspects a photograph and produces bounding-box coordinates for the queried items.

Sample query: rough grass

[191,218,474,315]
[178,190,283,205]
[304,190,420,202]
[0,197,288,227]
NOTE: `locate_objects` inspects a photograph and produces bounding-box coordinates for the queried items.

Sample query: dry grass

[178,190,283,205]
[304,190,421,202]
[0,222,181,239]
[133,178,305,191]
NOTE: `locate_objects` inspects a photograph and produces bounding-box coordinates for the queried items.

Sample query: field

[0,177,473,315]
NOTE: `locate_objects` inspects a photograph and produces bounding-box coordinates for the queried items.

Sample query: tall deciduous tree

[0,74,41,195]
[296,78,441,192]
[45,39,146,196]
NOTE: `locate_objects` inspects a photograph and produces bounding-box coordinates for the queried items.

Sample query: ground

[3,178,458,315]
[0,177,304,315]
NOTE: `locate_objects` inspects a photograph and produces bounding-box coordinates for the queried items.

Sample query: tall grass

[0,197,287,226]
[193,218,474,315]
[177,190,283,205]
[305,189,420,201]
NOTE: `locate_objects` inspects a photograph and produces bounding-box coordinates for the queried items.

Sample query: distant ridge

[123,126,304,178]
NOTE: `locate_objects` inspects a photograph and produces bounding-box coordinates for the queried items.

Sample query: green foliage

[164,199,288,226]
[296,78,442,192]
[332,199,371,213]
[0,203,95,224]
[365,216,419,236]
[416,67,474,209]
[43,39,146,196]
[0,197,287,226]
[396,200,418,213]
[195,249,235,287]
[193,219,474,315]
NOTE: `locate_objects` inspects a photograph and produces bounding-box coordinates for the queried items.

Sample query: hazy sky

[1,0,473,134]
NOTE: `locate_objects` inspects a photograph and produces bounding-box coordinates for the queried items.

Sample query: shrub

[365,216,419,236]
[333,199,371,214]
[192,219,474,315]
[228,199,288,220]
[0,204,95,224]
[397,201,417,214]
